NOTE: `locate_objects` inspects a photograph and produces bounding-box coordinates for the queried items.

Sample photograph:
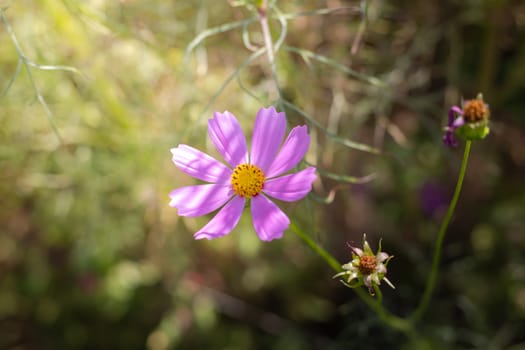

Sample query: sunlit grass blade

[281,99,381,155]
[280,6,361,20]
[304,159,378,184]
[283,45,385,86]
[24,65,64,144]
[184,17,258,63]
[203,47,265,113]
[351,0,369,54]
[242,20,258,52]
[1,58,21,98]
[1,9,65,144]
[25,60,87,78]
[236,73,264,104]
[272,6,288,51]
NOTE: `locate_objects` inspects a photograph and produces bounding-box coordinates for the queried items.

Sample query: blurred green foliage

[1,0,525,349]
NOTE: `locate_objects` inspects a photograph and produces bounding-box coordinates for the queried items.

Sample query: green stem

[373,284,383,304]
[258,1,275,71]
[289,222,340,272]
[411,140,472,323]
[0,8,71,145]
[258,1,419,343]
[258,1,282,103]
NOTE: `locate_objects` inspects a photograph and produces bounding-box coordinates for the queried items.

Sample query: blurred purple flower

[419,181,448,218]
[169,107,316,241]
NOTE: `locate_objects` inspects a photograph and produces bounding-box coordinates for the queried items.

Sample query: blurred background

[1,0,525,349]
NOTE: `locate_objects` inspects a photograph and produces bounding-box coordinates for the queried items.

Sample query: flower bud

[443,93,490,147]
[455,94,490,141]
[333,234,395,295]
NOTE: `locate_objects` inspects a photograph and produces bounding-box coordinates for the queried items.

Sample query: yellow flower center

[230,164,265,199]
[358,255,377,275]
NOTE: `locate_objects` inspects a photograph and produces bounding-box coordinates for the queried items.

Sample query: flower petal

[194,195,245,240]
[266,125,310,178]
[171,145,232,183]
[371,273,381,286]
[250,107,286,173]
[376,252,389,263]
[251,194,290,241]
[443,129,457,147]
[376,263,387,274]
[350,246,363,257]
[169,184,233,217]
[443,116,465,147]
[208,111,248,167]
[263,167,316,202]
[452,116,465,128]
[347,271,359,284]
[448,105,463,125]
[443,106,464,147]
[363,239,374,255]
[384,277,396,289]
[364,274,373,288]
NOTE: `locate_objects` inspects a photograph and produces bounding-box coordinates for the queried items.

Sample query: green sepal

[456,120,490,141]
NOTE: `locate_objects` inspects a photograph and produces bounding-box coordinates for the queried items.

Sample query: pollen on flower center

[231,164,265,199]
[463,99,488,123]
[358,255,377,275]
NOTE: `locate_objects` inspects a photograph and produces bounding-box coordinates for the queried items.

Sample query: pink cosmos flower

[169,107,316,241]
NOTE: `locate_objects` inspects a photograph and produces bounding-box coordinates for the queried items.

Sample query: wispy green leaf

[282,99,381,155]
[284,45,385,86]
